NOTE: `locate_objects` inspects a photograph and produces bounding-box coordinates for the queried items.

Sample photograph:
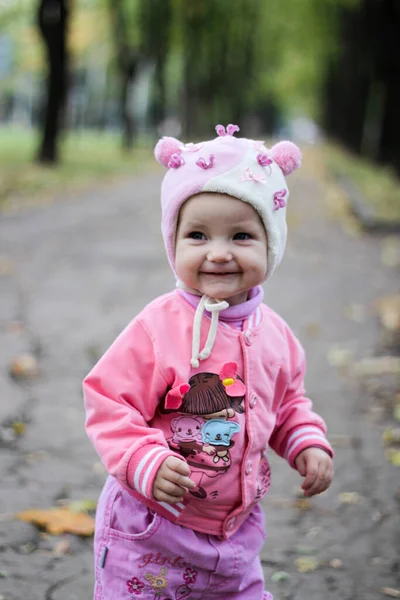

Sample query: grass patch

[324,143,400,224]
[0,127,156,210]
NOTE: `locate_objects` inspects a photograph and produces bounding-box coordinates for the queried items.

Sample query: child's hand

[294,447,334,497]
[153,456,196,504]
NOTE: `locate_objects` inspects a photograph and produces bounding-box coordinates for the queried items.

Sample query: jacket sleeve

[83,317,182,498]
[268,328,333,469]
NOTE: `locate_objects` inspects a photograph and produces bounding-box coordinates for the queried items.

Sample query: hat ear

[154,137,183,168]
[270,141,302,176]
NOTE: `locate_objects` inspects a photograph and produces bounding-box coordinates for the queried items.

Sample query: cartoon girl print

[164,362,245,499]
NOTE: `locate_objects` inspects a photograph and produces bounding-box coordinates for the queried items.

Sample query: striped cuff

[127,444,178,499]
[284,426,333,468]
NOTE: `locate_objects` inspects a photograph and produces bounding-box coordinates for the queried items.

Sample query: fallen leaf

[329,558,343,569]
[381,587,400,598]
[295,557,319,573]
[382,428,400,445]
[68,499,97,513]
[327,346,353,368]
[352,356,400,377]
[375,295,400,331]
[9,354,40,381]
[294,498,313,511]
[271,571,291,583]
[11,422,26,436]
[394,404,400,423]
[338,492,363,505]
[384,449,400,467]
[15,507,95,536]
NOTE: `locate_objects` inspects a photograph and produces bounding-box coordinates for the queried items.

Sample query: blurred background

[0,0,399,221]
[1,2,400,599]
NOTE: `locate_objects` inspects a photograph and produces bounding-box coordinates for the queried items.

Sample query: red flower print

[183,567,198,585]
[127,576,145,595]
[165,383,190,410]
[219,362,246,397]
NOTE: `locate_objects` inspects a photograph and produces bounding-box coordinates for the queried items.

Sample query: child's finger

[166,460,196,489]
[167,457,191,475]
[295,453,307,476]
[158,479,187,497]
[303,466,329,497]
[301,456,319,491]
[153,488,184,504]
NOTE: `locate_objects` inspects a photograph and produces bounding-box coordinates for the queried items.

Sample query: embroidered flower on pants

[183,567,198,584]
[144,567,168,590]
[126,576,145,595]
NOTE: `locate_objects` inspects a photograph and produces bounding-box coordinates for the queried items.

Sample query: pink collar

[178,286,264,328]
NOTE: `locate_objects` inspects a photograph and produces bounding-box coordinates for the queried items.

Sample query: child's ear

[270,141,302,176]
[154,137,183,168]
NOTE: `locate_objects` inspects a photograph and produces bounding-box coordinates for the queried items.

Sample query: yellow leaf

[375,294,400,331]
[327,346,353,368]
[294,498,313,511]
[338,492,363,505]
[68,499,97,513]
[11,422,26,436]
[382,428,400,445]
[295,557,319,573]
[9,354,39,380]
[352,356,400,377]
[384,449,400,467]
[15,507,95,536]
[381,588,400,598]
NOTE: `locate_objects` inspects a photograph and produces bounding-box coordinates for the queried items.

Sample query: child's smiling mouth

[200,271,239,276]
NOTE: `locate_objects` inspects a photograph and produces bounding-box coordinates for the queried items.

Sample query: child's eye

[234,232,251,240]
[188,231,206,240]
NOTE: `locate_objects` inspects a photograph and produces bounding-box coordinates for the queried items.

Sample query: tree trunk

[36,0,69,164]
[378,79,400,175]
[120,58,137,150]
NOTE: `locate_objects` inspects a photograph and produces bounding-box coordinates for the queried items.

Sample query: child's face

[175,193,267,305]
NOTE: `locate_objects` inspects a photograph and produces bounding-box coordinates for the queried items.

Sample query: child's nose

[207,242,232,262]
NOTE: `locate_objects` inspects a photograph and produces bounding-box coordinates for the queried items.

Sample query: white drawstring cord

[176,281,229,367]
[190,295,228,367]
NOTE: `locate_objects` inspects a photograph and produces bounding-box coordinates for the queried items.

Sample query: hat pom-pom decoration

[154,137,183,168]
[270,141,302,176]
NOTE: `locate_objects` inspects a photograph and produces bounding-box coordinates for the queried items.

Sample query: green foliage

[0,127,155,209]
[0,0,363,136]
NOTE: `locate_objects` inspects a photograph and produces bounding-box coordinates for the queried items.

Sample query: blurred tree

[174,0,262,136]
[138,0,173,130]
[108,0,139,149]
[36,0,69,163]
[323,0,400,175]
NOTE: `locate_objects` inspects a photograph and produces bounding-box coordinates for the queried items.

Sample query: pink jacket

[83,291,332,539]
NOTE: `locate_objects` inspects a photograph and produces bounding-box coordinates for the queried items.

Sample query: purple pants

[93,476,273,600]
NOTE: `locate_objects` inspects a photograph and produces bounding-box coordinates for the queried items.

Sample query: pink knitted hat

[155,124,301,280]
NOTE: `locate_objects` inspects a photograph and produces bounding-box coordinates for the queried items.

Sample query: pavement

[0,157,399,600]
